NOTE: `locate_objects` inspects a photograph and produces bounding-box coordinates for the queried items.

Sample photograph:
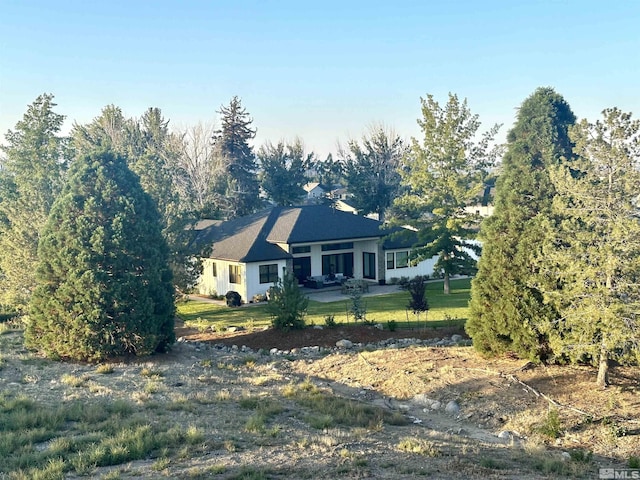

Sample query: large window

[386,252,395,269]
[259,264,279,284]
[322,252,354,277]
[292,245,311,254]
[395,251,409,269]
[363,252,376,279]
[321,242,354,252]
[229,265,241,284]
[212,262,217,277]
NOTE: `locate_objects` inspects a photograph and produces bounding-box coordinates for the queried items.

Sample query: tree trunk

[443,272,450,295]
[596,344,609,388]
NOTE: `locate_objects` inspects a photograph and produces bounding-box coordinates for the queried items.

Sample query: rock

[561,452,571,461]
[412,393,434,407]
[269,348,279,355]
[313,325,323,330]
[430,400,442,410]
[451,334,463,343]
[498,430,513,440]
[374,323,384,330]
[226,326,245,332]
[336,339,353,348]
[445,400,460,415]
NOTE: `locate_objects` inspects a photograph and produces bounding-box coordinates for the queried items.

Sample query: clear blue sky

[1,0,638,157]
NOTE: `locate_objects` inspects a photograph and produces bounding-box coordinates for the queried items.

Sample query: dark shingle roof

[267,205,384,244]
[196,206,388,262]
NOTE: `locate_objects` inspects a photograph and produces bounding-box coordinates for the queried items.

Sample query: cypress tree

[466,87,576,360]
[26,149,175,361]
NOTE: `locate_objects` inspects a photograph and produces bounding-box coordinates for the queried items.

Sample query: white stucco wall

[245,260,288,301]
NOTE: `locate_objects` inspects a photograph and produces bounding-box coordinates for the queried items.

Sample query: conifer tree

[0,94,70,310]
[393,93,500,294]
[258,138,311,206]
[26,149,175,361]
[466,87,576,360]
[535,108,640,386]
[213,96,261,218]
[265,269,308,331]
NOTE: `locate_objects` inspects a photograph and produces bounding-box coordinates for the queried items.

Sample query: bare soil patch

[1,325,638,479]
[175,319,466,351]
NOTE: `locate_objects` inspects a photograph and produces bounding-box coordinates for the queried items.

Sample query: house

[302,182,325,200]
[194,205,438,303]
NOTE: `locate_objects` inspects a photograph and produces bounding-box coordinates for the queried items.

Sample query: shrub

[406,276,429,314]
[387,320,397,331]
[225,291,242,307]
[265,269,308,331]
[324,315,337,329]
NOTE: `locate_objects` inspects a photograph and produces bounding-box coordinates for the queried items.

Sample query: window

[321,242,354,252]
[386,252,395,269]
[363,252,376,279]
[212,262,217,277]
[396,251,409,268]
[259,264,279,284]
[229,265,241,284]
[292,245,311,254]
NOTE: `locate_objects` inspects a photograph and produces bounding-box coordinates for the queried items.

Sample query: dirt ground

[175,319,467,351]
[1,323,639,479]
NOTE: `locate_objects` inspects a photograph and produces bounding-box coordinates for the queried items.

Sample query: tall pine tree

[466,87,576,360]
[213,96,261,218]
[535,108,640,386]
[26,149,175,361]
[0,94,70,310]
[393,93,500,294]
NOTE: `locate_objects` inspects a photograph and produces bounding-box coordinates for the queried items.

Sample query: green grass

[177,278,470,331]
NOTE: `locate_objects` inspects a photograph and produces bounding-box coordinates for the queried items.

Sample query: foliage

[393,93,500,294]
[0,94,71,310]
[387,319,397,331]
[265,269,308,330]
[26,149,175,361]
[324,315,337,328]
[213,96,261,218]
[339,124,406,221]
[466,87,576,361]
[348,291,367,322]
[405,276,429,314]
[258,138,312,205]
[533,108,640,386]
[225,291,242,307]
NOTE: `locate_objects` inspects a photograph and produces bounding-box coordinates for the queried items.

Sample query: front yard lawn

[177,278,470,332]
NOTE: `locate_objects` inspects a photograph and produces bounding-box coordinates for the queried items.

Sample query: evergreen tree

[26,149,175,361]
[213,96,261,218]
[534,108,640,386]
[0,94,70,310]
[265,268,308,331]
[73,106,202,292]
[393,93,500,294]
[258,139,310,206]
[466,87,576,360]
[339,125,406,222]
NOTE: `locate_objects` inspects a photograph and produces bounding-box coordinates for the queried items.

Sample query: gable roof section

[196,209,291,263]
[267,205,384,244]
[196,206,389,263]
